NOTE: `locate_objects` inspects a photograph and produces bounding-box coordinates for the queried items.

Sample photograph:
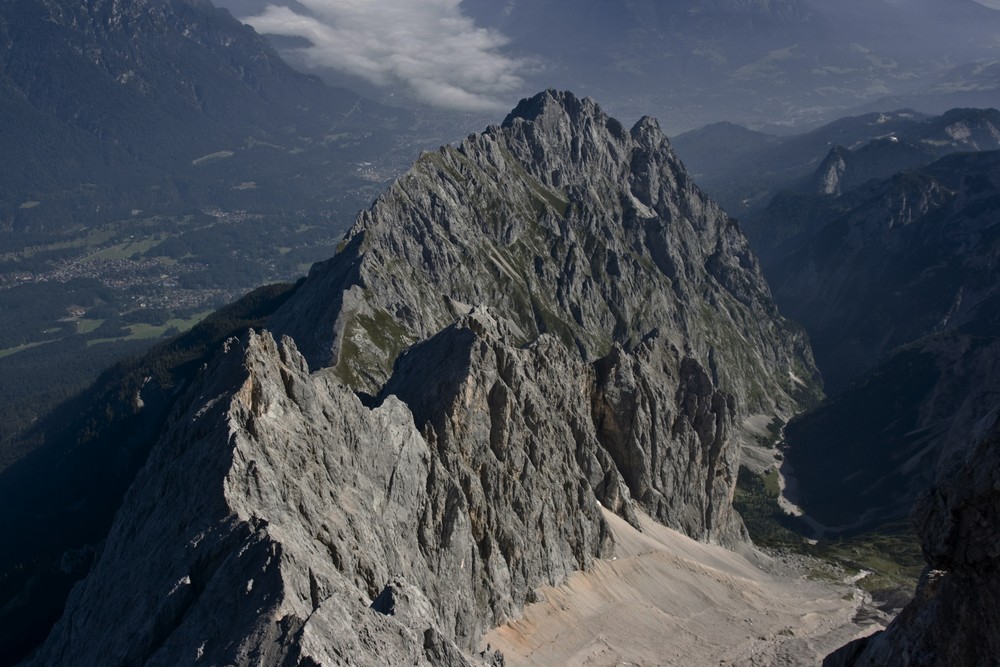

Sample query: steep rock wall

[825,408,1000,666]
[30,91,818,665]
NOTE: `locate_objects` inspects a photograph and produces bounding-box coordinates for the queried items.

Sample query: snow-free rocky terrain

[825,407,1000,667]
[29,91,858,665]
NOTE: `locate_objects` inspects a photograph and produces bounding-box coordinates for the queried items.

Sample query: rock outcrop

[275,91,814,405]
[272,89,817,541]
[29,322,618,665]
[825,407,1000,666]
[28,91,817,664]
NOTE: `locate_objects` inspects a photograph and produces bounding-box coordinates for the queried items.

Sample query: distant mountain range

[457,0,1000,131]
[672,106,1000,229]
[0,0,410,233]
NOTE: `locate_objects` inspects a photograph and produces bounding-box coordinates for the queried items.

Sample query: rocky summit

[28,91,818,665]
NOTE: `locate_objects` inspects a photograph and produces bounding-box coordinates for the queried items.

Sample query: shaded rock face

[766,150,1000,393]
[592,340,741,542]
[30,91,815,664]
[825,409,1000,667]
[784,329,1000,532]
[776,150,1000,533]
[809,139,931,197]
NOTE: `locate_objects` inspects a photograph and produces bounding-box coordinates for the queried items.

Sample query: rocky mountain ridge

[29,320,610,665]
[25,91,818,664]
[274,91,817,414]
[271,90,820,538]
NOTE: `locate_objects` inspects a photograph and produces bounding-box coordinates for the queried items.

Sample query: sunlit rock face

[30,90,817,665]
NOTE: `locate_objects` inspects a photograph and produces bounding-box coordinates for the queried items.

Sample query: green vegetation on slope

[734,466,924,595]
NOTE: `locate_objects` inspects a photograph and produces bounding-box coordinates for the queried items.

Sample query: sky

[239,0,525,111]
[228,0,1000,123]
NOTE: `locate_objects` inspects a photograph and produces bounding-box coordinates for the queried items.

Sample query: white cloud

[242,0,525,111]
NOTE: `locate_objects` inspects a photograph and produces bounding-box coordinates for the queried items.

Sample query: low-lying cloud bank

[242,0,525,111]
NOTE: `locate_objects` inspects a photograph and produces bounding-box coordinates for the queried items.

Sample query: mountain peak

[630,115,665,145]
[27,91,822,665]
[272,91,818,541]
[499,89,630,142]
[501,89,595,126]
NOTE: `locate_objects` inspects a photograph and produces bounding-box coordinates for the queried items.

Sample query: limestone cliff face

[30,92,817,664]
[30,307,761,665]
[273,90,817,415]
[591,338,742,542]
[30,323,612,666]
[825,408,1000,667]
[269,90,817,540]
